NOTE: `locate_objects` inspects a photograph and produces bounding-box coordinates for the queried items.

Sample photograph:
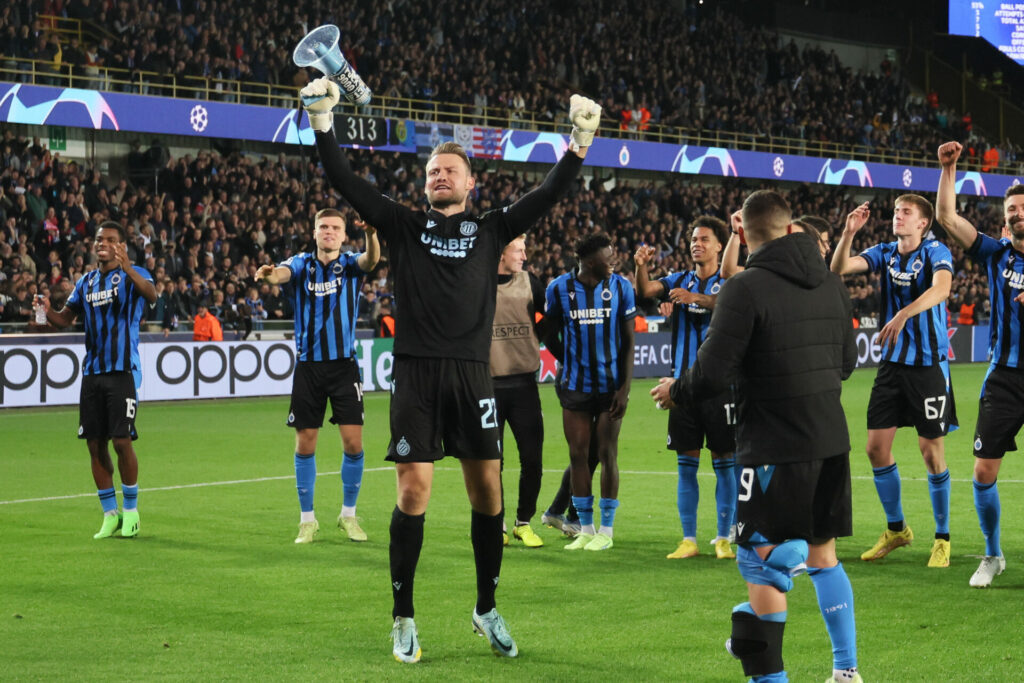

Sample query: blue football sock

[676,454,700,537]
[928,469,951,536]
[973,479,1001,557]
[121,484,139,511]
[571,495,594,528]
[713,457,737,538]
[341,451,364,508]
[295,452,316,513]
[758,609,787,623]
[599,498,619,529]
[97,487,118,514]
[809,563,857,670]
[871,464,904,525]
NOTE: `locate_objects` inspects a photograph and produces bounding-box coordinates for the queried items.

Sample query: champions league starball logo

[189,104,209,132]
[902,169,913,187]
[773,157,785,177]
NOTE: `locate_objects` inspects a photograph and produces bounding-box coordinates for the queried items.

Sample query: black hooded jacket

[670,232,856,465]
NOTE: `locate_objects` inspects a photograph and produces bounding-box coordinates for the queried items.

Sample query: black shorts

[667,388,736,453]
[734,453,852,545]
[386,356,500,462]
[556,384,615,415]
[974,364,1024,459]
[287,358,364,430]
[867,361,958,439]
[79,371,139,441]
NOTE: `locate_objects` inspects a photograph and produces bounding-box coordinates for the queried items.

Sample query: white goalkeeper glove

[568,94,601,151]
[300,77,340,133]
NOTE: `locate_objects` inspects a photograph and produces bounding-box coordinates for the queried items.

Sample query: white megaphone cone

[293,24,372,106]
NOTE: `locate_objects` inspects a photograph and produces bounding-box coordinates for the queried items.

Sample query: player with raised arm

[544,233,635,551]
[255,210,380,544]
[936,140,1022,587]
[831,195,956,568]
[301,77,597,662]
[635,216,737,560]
[43,221,157,539]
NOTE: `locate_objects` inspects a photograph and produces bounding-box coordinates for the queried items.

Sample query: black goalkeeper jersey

[315,129,583,362]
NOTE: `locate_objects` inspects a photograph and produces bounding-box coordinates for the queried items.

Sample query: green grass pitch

[2,364,1022,681]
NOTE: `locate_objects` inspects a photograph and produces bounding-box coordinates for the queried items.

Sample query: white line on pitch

[2,468,1021,506]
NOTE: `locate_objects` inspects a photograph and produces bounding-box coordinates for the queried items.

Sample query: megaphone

[293,24,372,106]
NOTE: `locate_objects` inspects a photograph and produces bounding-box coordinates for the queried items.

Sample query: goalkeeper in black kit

[300,77,599,663]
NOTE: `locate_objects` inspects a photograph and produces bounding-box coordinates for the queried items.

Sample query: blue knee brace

[737,539,809,593]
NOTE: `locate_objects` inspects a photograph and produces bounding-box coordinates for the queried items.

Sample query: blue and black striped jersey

[659,269,724,378]
[860,239,953,366]
[968,233,1024,368]
[282,251,367,362]
[545,271,637,393]
[66,266,153,383]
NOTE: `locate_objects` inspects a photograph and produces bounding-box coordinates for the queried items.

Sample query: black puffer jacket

[671,232,856,465]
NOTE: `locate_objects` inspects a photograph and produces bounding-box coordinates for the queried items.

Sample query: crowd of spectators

[0,126,1003,335]
[0,0,1019,169]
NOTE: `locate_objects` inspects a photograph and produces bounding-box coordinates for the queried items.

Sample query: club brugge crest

[911,258,924,273]
[601,288,613,301]
[711,282,721,294]
[460,221,478,236]
[396,436,411,456]
[333,262,344,275]
[111,273,122,285]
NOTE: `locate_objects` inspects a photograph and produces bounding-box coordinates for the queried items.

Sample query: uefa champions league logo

[189,105,209,132]
[902,169,913,187]
[773,157,784,177]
